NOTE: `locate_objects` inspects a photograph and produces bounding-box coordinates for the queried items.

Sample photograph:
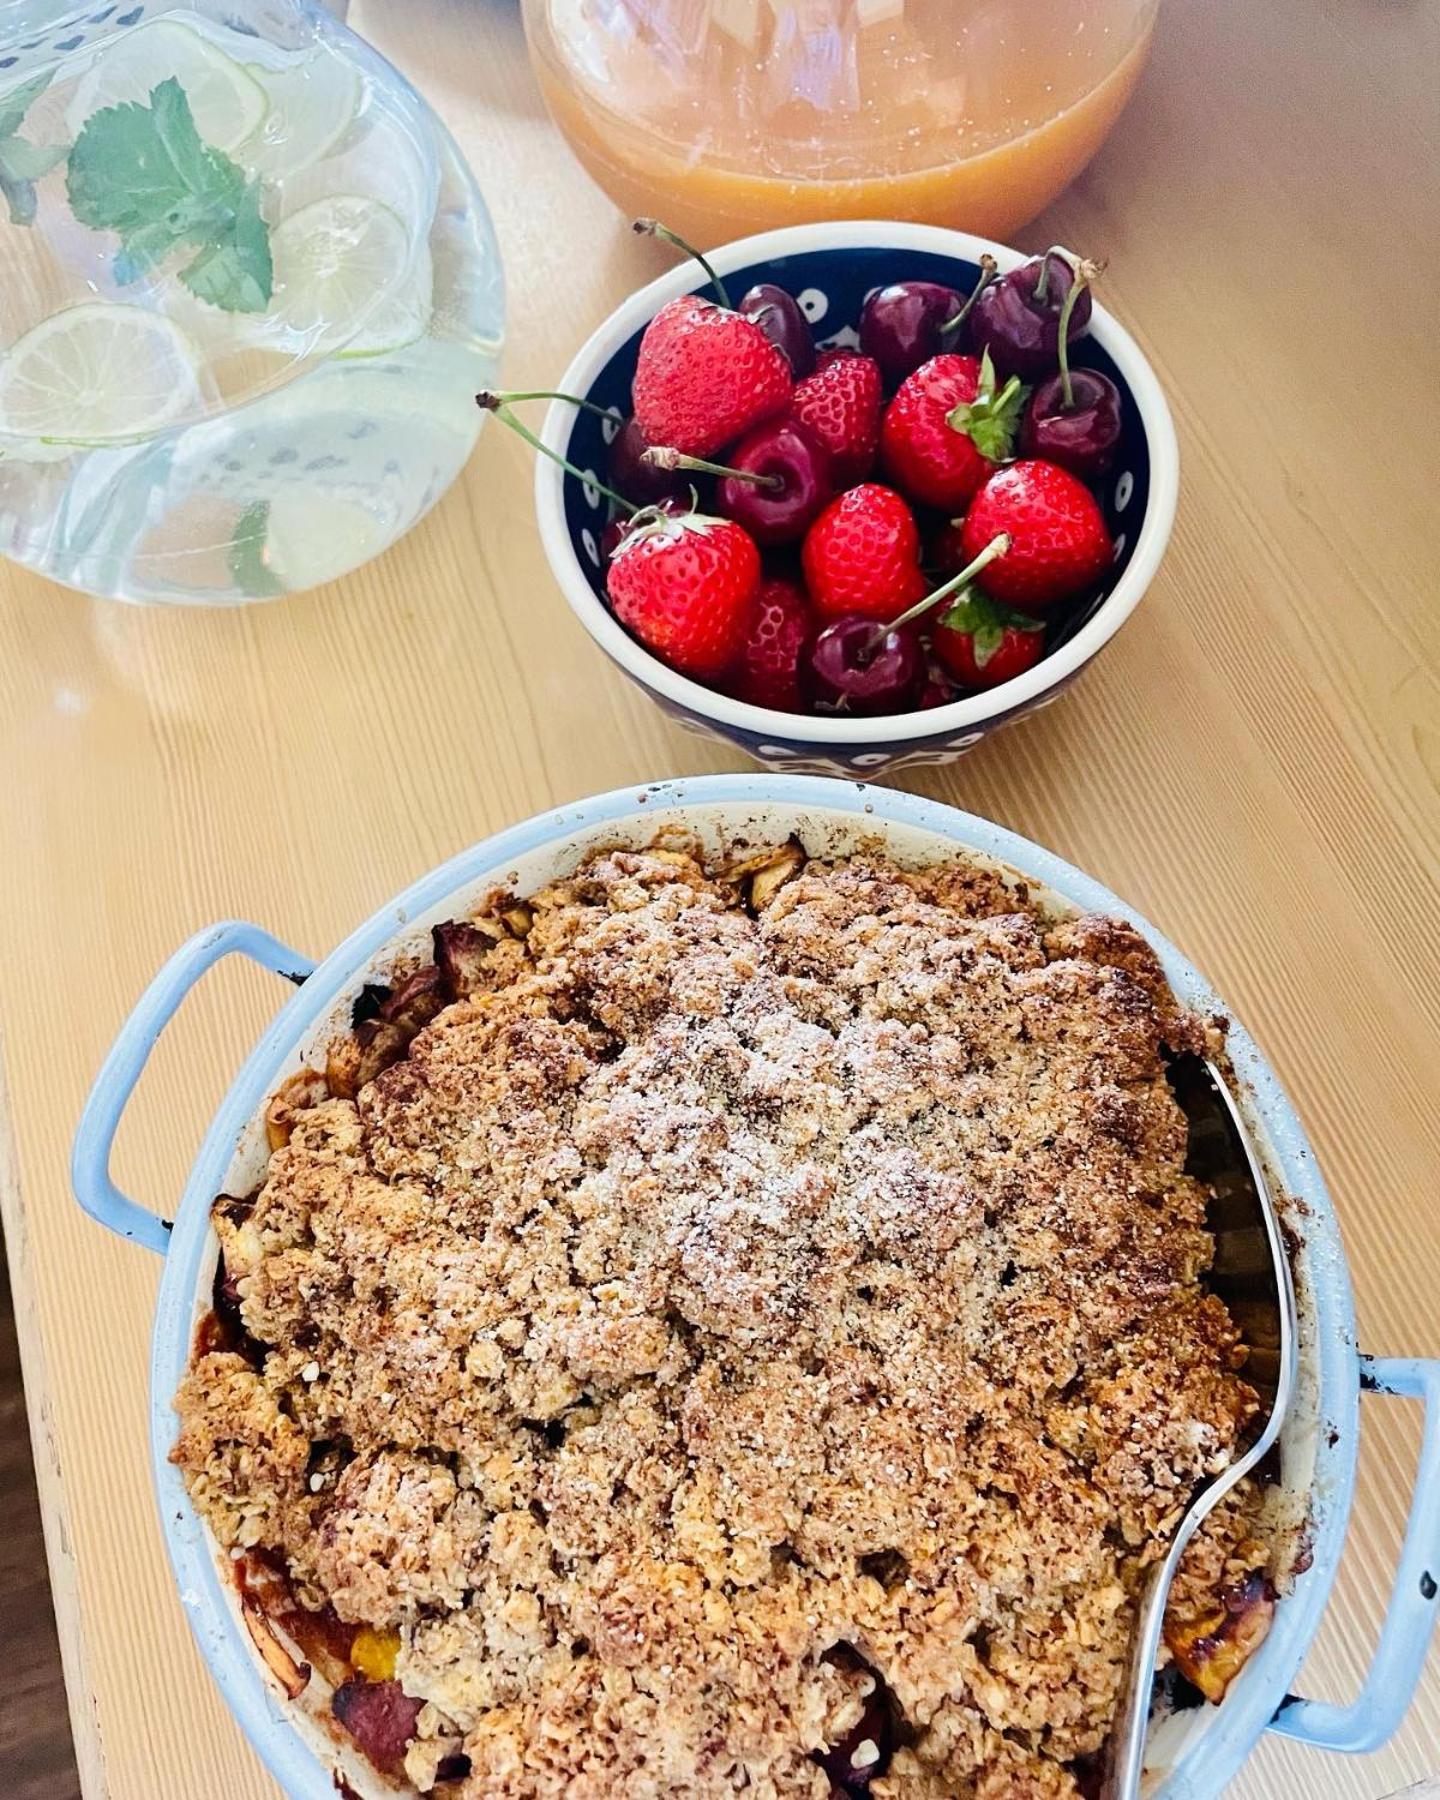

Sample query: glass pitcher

[524,0,1159,244]
[0,0,504,603]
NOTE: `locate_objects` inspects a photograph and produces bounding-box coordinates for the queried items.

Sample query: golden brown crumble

[173,842,1271,1797]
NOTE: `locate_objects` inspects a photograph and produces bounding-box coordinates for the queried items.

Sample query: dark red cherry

[859,281,964,387]
[715,419,832,546]
[609,415,690,505]
[970,250,1094,379]
[642,419,832,548]
[802,614,926,716]
[738,282,816,378]
[1018,367,1123,480]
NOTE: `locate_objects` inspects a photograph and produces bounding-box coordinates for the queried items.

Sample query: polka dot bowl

[535,222,1178,777]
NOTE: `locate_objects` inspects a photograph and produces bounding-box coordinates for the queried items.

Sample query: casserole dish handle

[1269,1354,1440,1753]
[72,921,314,1256]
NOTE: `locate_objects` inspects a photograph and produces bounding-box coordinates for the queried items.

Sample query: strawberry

[933,590,1045,690]
[879,349,1026,511]
[961,459,1113,609]
[632,296,792,459]
[801,483,928,623]
[607,508,760,679]
[729,575,814,712]
[789,349,883,485]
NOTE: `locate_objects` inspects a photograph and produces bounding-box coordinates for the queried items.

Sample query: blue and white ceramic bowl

[535,222,1179,777]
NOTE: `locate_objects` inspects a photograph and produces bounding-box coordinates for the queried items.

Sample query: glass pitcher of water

[0,0,503,602]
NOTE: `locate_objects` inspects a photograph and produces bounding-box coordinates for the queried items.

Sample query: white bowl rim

[535,219,1179,745]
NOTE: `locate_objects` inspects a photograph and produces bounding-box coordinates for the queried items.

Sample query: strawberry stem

[477,391,637,514]
[641,445,782,491]
[862,533,1012,654]
[939,252,998,338]
[1054,257,1103,411]
[633,218,731,309]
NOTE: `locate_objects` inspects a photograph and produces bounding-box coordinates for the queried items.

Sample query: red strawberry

[632,296,792,459]
[729,575,814,712]
[933,590,1046,690]
[801,483,928,623]
[961,459,1113,609]
[879,349,1025,511]
[789,349,883,485]
[608,508,760,679]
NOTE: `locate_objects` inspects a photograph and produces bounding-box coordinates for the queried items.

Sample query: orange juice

[525,0,1158,243]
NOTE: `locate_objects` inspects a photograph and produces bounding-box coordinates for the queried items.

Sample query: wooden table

[1,0,1437,1794]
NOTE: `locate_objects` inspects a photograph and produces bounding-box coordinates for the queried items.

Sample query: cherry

[642,418,832,548]
[970,248,1096,380]
[803,613,927,716]
[929,518,969,578]
[1016,260,1120,479]
[858,255,997,388]
[610,415,691,506]
[803,531,1011,716]
[1020,367,1122,479]
[739,282,816,378]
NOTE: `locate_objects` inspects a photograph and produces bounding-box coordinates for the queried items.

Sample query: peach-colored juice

[526,0,1158,242]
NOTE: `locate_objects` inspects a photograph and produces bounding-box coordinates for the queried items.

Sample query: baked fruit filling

[173,840,1276,1796]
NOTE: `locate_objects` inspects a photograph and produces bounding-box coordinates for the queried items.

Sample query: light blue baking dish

[73,775,1440,1797]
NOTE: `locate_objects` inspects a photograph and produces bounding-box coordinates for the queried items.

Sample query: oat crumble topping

[173,841,1271,1797]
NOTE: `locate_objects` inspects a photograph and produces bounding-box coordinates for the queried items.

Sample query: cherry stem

[476,391,637,515]
[861,534,1012,654]
[1032,245,1072,305]
[482,387,617,421]
[641,445,782,491]
[939,253,998,337]
[633,218,731,309]
[1054,257,1103,411]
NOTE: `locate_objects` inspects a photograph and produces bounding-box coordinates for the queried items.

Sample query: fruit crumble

[173,838,1275,1796]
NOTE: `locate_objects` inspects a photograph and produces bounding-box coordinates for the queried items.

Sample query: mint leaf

[0,70,54,141]
[181,176,271,310]
[228,501,282,598]
[0,69,65,226]
[66,77,272,312]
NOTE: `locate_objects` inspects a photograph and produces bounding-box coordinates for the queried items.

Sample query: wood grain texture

[0,0,1436,1794]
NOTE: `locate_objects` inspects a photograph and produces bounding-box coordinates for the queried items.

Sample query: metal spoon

[1104,1055,1299,1800]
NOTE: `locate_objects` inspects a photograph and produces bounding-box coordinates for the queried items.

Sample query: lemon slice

[262,486,387,592]
[339,242,433,359]
[0,303,202,443]
[240,48,362,179]
[269,194,413,352]
[67,20,268,152]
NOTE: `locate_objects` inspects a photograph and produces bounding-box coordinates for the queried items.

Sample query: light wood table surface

[1,0,1437,1794]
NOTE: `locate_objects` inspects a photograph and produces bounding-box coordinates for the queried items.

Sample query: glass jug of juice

[524,0,1158,243]
[0,0,504,603]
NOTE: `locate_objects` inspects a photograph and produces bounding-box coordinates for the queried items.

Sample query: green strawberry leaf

[66,77,273,312]
[938,586,1045,651]
[946,346,1029,462]
[0,69,65,226]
